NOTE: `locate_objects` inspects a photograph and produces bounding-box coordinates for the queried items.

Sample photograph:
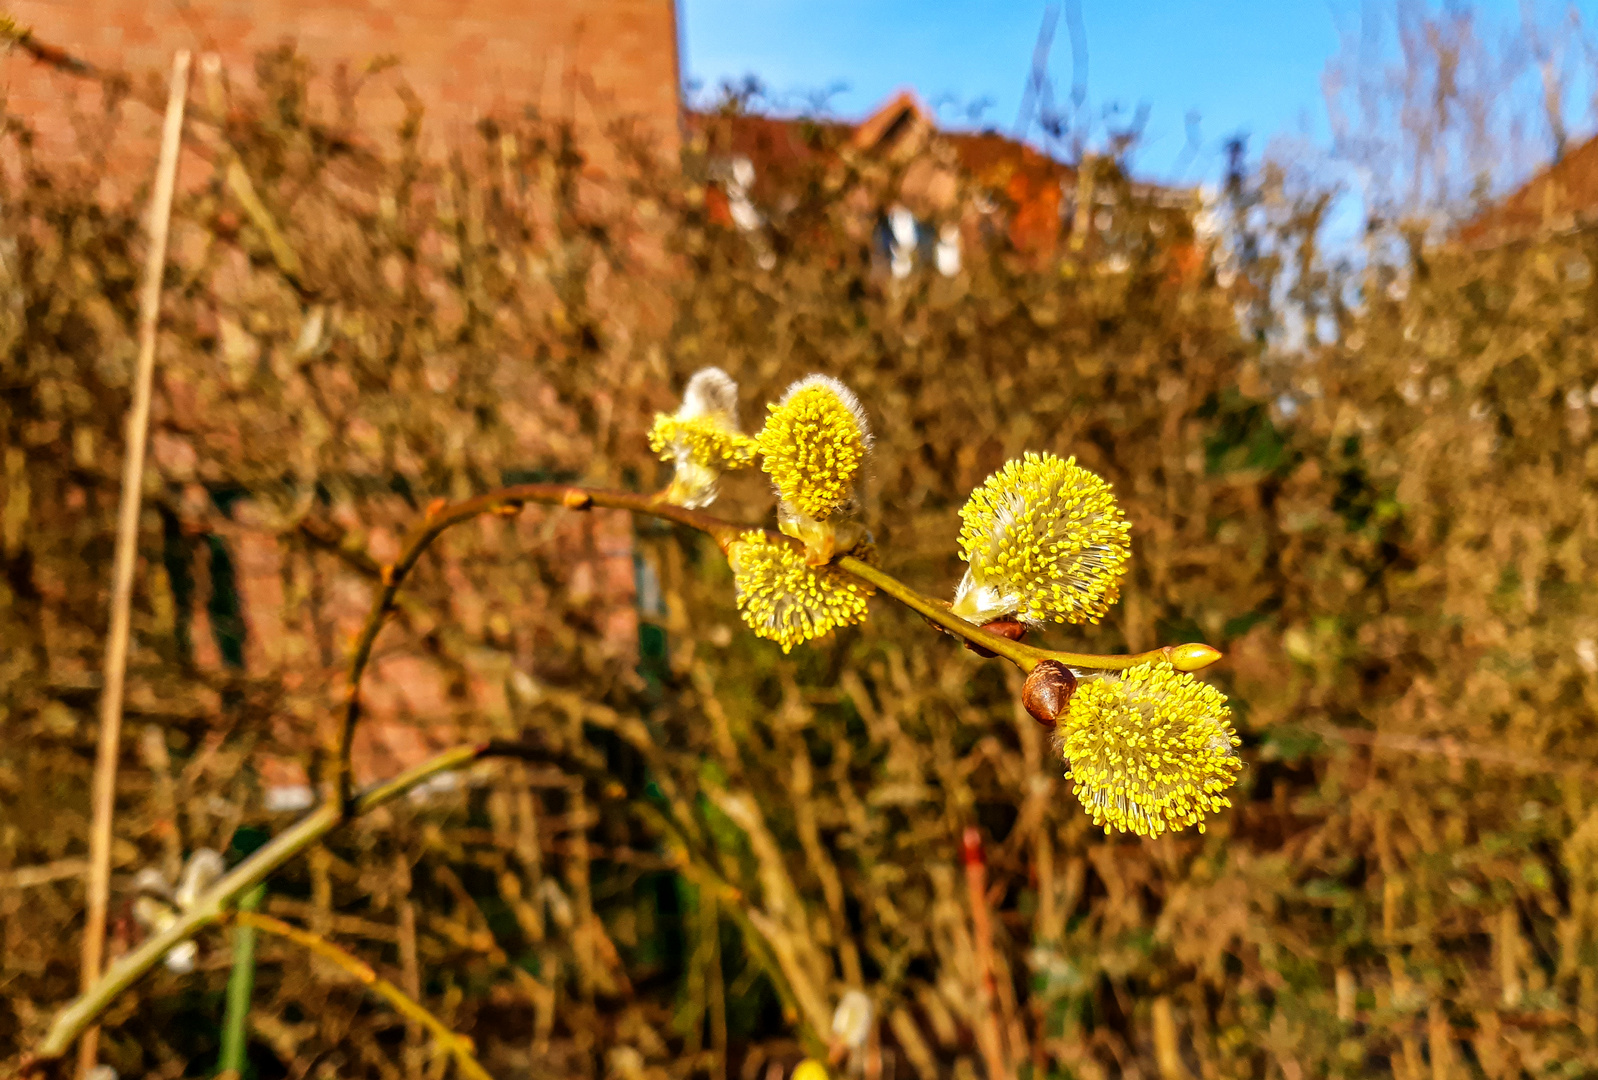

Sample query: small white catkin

[831,988,873,1049]
[680,366,741,425]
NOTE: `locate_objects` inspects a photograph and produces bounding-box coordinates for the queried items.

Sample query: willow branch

[33,471,1216,1069]
[32,742,487,1063]
[331,482,1221,809]
[334,482,1220,805]
[333,484,741,807]
[835,555,1211,673]
[232,912,494,1080]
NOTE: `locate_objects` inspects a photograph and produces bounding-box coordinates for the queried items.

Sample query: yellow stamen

[756,375,871,520]
[953,451,1131,625]
[727,531,873,652]
[648,414,758,470]
[1057,659,1242,838]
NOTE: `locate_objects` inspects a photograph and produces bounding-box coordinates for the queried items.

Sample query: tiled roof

[686,91,1195,260]
[1457,134,1598,246]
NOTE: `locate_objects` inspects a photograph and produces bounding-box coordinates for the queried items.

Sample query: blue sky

[679,0,1589,190]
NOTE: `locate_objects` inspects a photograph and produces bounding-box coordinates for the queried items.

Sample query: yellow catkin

[953,451,1130,625]
[647,414,757,470]
[649,367,757,509]
[726,531,873,652]
[1057,659,1242,838]
[756,375,871,520]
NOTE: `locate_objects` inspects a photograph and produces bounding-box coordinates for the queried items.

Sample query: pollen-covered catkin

[726,530,873,652]
[756,375,871,520]
[647,415,757,470]
[648,367,758,508]
[953,451,1130,625]
[1057,659,1242,838]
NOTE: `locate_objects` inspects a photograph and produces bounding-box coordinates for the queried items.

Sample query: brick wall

[1,0,683,169]
[0,2,678,797]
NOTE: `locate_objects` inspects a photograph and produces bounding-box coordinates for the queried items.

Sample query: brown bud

[963,618,1028,659]
[562,488,594,510]
[1022,660,1076,728]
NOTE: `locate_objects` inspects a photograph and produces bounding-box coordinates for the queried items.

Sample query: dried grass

[1,43,1596,1080]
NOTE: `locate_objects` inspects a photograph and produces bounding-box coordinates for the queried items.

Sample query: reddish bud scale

[963,618,1028,658]
[1022,659,1077,727]
[960,826,985,868]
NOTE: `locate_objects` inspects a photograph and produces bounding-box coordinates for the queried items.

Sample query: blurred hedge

[2,50,1596,1080]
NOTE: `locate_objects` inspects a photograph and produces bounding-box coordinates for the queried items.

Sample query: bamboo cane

[77,47,192,1080]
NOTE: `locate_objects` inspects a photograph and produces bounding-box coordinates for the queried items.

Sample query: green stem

[836,555,1199,673]
[217,883,265,1078]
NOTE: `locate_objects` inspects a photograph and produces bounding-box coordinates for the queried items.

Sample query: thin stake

[77,47,192,1079]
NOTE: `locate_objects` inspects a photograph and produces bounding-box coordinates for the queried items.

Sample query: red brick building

[691,91,1202,274]
[2,0,684,167]
[3,1,682,804]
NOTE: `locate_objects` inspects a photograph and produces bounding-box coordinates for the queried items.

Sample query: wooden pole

[77,48,191,1079]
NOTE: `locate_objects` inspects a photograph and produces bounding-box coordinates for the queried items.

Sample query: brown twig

[0,15,99,77]
[77,49,191,1080]
[333,484,740,808]
[231,911,494,1080]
